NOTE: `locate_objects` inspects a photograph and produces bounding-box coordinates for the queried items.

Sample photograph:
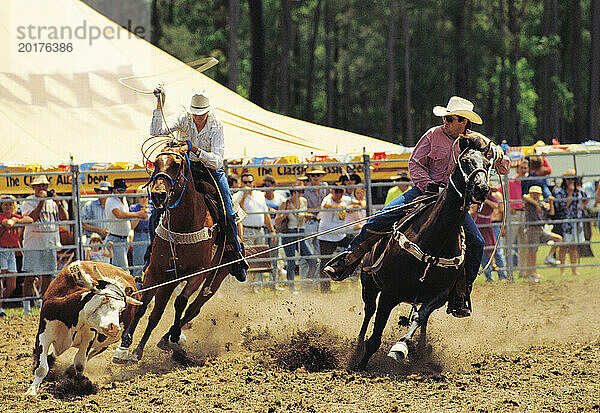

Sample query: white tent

[0,0,404,167]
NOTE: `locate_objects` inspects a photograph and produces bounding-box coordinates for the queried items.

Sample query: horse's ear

[458,134,476,152]
[459,133,487,152]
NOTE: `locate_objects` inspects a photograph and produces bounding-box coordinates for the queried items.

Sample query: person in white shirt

[21,175,68,314]
[233,173,276,245]
[275,189,318,291]
[317,184,353,291]
[149,88,248,282]
[105,179,147,272]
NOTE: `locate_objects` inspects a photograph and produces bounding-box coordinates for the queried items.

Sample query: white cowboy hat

[94,181,111,192]
[188,90,211,115]
[305,166,327,175]
[29,175,51,186]
[433,96,483,124]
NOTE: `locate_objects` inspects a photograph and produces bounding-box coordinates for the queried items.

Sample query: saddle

[190,165,226,228]
[327,194,439,282]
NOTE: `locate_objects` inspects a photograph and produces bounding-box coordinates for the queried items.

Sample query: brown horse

[355,136,492,370]
[117,147,230,362]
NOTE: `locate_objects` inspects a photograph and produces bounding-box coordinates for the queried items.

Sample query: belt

[243,225,264,230]
[109,233,128,239]
[134,229,149,233]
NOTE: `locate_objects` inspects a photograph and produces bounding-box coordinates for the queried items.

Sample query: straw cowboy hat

[94,181,111,192]
[189,90,211,115]
[28,175,51,186]
[433,96,483,124]
[305,166,327,175]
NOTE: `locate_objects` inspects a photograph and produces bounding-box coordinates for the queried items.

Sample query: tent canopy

[0,0,404,166]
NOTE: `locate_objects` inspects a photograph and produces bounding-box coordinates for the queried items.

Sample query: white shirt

[21,197,60,249]
[233,190,268,228]
[150,109,225,170]
[283,196,308,230]
[105,196,131,237]
[318,194,351,242]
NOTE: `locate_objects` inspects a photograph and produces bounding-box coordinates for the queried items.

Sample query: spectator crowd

[1,155,599,315]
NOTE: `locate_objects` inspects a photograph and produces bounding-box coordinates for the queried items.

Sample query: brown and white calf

[26,261,141,396]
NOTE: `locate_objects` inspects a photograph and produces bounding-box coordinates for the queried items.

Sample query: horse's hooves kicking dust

[171,348,202,367]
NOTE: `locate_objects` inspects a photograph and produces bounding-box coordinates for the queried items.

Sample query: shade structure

[0,0,405,167]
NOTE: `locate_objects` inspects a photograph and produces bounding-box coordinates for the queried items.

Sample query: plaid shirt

[150,109,225,170]
[81,199,107,236]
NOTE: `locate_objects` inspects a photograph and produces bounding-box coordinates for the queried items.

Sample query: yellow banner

[227,153,412,184]
[0,164,150,195]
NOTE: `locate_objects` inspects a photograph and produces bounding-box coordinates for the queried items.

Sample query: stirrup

[446,292,471,318]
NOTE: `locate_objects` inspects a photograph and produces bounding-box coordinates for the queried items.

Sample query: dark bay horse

[116,147,230,362]
[355,136,492,370]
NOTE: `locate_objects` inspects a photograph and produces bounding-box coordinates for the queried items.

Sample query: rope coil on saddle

[392,224,466,282]
[156,217,217,244]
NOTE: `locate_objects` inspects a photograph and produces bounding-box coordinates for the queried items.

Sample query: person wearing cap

[521,156,553,200]
[523,185,562,281]
[149,87,248,282]
[105,179,148,272]
[302,165,329,278]
[20,175,68,314]
[324,96,510,317]
[384,172,412,205]
[81,180,111,240]
[0,195,34,316]
[318,183,353,292]
[553,170,588,276]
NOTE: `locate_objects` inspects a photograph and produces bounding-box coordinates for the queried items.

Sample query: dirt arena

[1,277,599,412]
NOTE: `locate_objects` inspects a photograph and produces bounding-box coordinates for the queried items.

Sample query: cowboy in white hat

[324,96,511,318]
[20,175,69,314]
[149,86,248,282]
[81,181,111,239]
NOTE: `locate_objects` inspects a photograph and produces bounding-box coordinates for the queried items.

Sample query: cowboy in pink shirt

[324,96,510,317]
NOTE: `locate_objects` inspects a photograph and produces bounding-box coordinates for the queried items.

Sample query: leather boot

[446,285,472,318]
[323,251,360,281]
[226,248,248,282]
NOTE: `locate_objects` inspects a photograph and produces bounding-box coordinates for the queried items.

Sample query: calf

[26,261,141,396]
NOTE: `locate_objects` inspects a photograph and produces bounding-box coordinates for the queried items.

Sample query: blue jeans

[107,234,129,272]
[347,186,484,286]
[481,224,508,280]
[303,220,320,278]
[132,231,150,278]
[149,164,243,257]
[282,229,317,283]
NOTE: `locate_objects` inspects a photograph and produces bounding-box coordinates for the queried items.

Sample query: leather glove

[153,83,165,103]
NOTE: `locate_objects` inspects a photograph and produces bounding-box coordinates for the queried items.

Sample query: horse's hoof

[112,346,138,364]
[387,341,409,361]
[132,348,144,361]
[157,338,173,351]
[25,385,39,396]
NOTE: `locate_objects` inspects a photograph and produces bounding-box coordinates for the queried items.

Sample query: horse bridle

[147,146,191,210]
[448,140,497,203]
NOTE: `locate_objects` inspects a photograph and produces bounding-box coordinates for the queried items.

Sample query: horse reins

[135,196,436,295]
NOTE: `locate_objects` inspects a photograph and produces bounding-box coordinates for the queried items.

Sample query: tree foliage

[149,0,599,146]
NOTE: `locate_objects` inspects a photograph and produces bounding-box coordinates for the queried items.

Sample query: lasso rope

[136,195,437,294]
